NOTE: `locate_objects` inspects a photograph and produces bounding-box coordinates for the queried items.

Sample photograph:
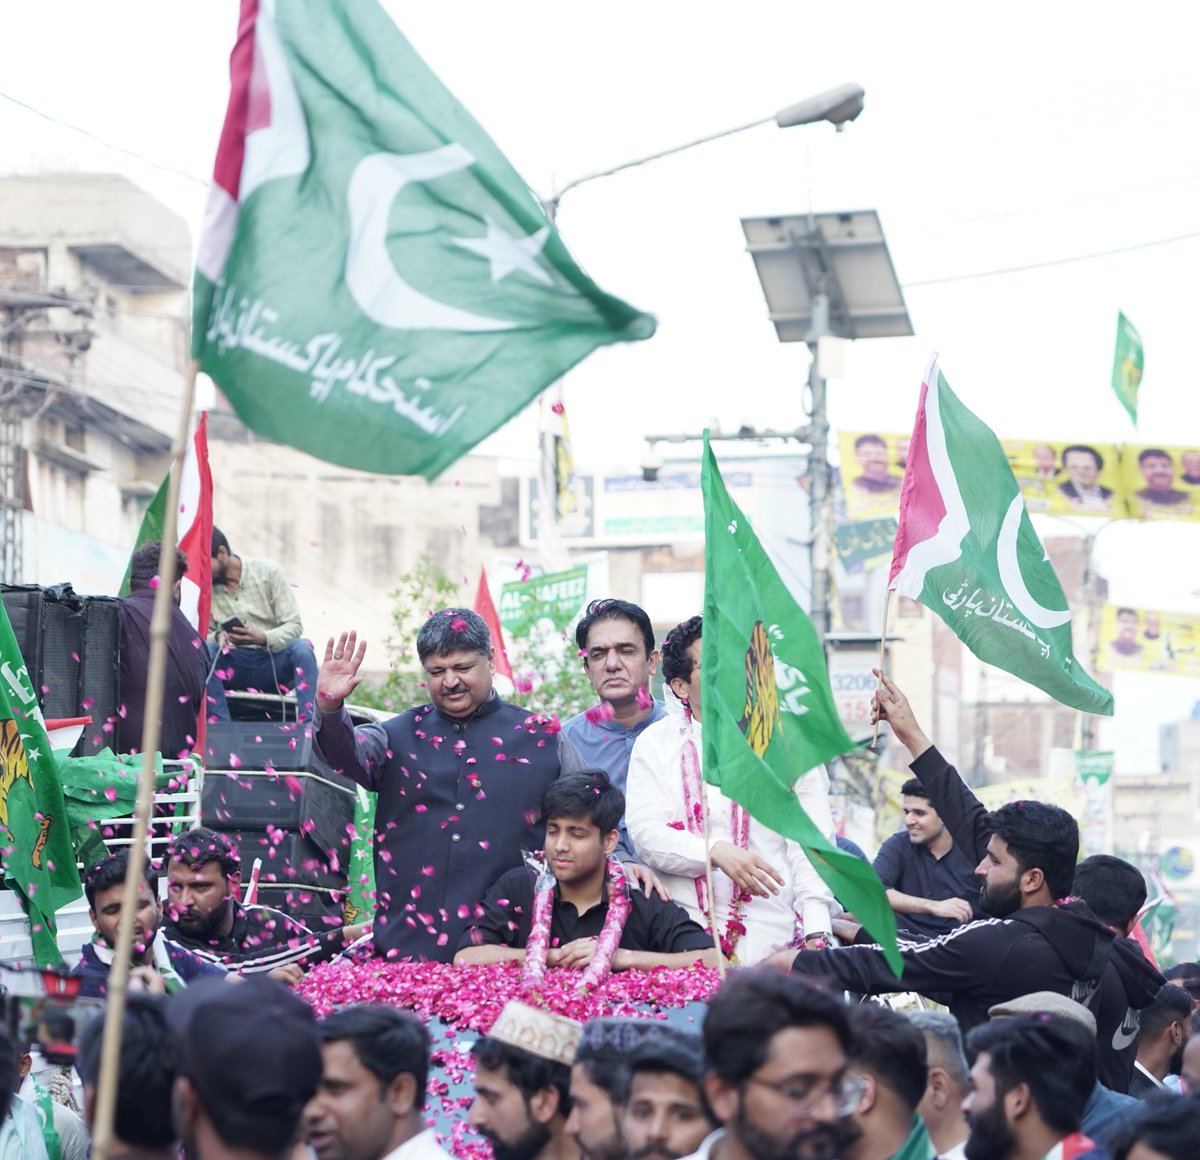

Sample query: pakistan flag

[193,0,655,478]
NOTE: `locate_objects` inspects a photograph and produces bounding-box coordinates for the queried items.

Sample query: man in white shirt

[625,616,836,964]
[304,1005,450,1160]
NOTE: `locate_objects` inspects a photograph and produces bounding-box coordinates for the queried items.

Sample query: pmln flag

[193,0,654,477]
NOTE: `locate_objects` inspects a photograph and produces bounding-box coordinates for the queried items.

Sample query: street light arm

[544,114,774,218]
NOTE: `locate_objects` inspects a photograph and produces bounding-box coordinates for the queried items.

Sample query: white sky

[3,1,1199,772]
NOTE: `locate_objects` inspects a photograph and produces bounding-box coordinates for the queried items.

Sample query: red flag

[474,568,513,682]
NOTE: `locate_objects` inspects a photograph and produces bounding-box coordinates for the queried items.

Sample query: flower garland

[680,714,752,961]
[519,854,632,998]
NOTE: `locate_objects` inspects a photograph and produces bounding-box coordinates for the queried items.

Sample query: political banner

[838,431,908,520]
[1118,443,1200,522]
[1074,749,1114,858]
[498,565,588,629]
[1095,604,1200,675]
[834,517,897,571]
[1002,439,1124,519]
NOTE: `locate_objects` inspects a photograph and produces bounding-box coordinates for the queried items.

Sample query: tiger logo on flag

[0,718,34,830]
[739,621,782,758]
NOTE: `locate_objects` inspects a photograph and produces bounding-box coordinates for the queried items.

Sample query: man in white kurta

[625,616,837,966]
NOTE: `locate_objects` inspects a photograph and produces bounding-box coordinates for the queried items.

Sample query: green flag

[700,435,901,975]
[1111,311,1143,426]
[889,357,1113,716]
[0,603,83,966]
[193,0,655,478]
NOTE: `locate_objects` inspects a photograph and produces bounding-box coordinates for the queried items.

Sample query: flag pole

[871,588,893,748]
[90,359,199,1160]
[699,778,727,980]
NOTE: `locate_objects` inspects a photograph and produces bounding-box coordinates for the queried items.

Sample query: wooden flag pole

[699,778,727,979]
[90,360,199,1160]
[871,588,893,748]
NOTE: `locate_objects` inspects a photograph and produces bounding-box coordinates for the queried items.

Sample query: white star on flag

[453,216,552,285]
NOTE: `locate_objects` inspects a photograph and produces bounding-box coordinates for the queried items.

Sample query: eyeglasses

[743,1071,867,1117]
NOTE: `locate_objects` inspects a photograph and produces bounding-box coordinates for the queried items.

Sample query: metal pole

[805,292,831,642]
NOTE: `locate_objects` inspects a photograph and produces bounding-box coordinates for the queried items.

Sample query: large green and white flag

[701,436,901,975]
[193,0,655,477]
[0,603,83,965]
[1110,311,1144,426]
[888,356,1113,716]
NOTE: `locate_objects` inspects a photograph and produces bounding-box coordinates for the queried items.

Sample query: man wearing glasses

[684,969,863,1160]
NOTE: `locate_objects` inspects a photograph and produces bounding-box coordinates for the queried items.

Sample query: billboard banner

[839,433,1200,525]
[1095,604,1200,675]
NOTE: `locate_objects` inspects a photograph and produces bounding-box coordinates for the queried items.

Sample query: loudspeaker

[256,883,347,930]
[0,584,122,756]
[218,828,349,890]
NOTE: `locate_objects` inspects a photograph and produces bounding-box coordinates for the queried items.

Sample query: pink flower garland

[519,854,631,997]
[680,715,752,962]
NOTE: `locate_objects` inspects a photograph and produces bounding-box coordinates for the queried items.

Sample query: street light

[740,209,912,641]
[535,84,866,559]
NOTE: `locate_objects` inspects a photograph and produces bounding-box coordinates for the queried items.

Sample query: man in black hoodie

[778,672,1161,1093]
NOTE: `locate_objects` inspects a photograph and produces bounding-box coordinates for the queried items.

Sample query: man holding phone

[207,527,319,724]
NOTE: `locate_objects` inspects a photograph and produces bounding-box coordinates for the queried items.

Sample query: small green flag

[1111,311,1144,426]
[0,603,83,966]
[700,435,901,975]
[193,0,655,478]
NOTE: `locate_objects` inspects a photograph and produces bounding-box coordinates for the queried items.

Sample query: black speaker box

[0,584,122,756]
[256,883,348,930]
[217,827,349,890]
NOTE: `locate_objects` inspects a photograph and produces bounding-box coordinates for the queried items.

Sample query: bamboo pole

[699,777,727,980]
[89,360,199,1160]
[870,587,893,748]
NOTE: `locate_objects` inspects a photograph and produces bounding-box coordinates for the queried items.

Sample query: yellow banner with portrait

[1001,439,1124,519]
[1095,604,1200,675]
[1118,444,1200,522]
[840,433,1200,525]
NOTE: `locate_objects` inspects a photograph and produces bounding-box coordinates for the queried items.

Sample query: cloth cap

[488,1000,584,1067]
[987,991,1097,1037]
[167,976,323,1111]
[576,1018,671,1065]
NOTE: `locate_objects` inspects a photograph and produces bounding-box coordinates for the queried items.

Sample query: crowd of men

[55,565,1200,1160]
[6,969,1199,1160]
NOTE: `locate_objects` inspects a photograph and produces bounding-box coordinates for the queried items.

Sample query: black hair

[472,1037,571,1111]
[78,995,177,1149]
[211,527,230,556]
[85,849,158,909]
[416,608,492,662]
[1163,963,1200,1005]
[847,1004,928,1115]
[899,778,930,801]
[965,1014,1094,1135]
[703,969,850,1088]
[1138,448,1172,466]
[986,801,1079,900]
[1116,606,1138,619]
[625,1029,707,1096]
[319,1005,429,1109]
[854,434,886,451]
[1109,1092,1200,1160]
[541,769,624,836]
[661,617,702,687]
[1139,983,1194,1042]
[574,599,655,657]
[1060,444,1103,471]
[1072,854,1147,930]
[574,1050,628,1103]
[0,1024,15,1120]
[129,542,188,593]
[167,827,242,879]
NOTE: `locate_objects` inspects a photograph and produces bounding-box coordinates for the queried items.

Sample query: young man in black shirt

[455,770,719,972]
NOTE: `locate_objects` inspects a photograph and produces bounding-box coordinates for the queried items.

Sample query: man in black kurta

[311,609,589,962]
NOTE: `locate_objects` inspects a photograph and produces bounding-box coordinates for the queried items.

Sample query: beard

[482,1121,553,1160]
[578,1129,627,1160]
[171,900,231,942]
[964,1102,1017,1160]
[732,1097,857,1160]
[978,876,1022,918]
